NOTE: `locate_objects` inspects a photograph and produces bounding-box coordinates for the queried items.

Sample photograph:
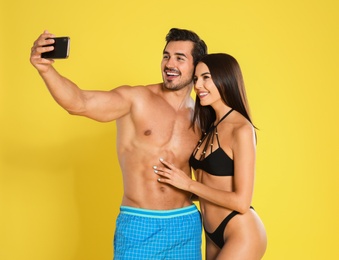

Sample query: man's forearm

[39,66,85,114]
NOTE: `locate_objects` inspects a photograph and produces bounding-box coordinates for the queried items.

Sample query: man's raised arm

[30,30,132,122]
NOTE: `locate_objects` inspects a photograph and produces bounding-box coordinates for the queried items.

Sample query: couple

[30,28,267,260]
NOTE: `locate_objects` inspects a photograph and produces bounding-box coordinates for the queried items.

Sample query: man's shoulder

[142,83,162,93]
[116,83,162,94]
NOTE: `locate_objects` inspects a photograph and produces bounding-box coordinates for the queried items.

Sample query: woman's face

[193,62,222,107]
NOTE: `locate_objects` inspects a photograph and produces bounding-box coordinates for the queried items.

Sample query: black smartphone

[42,37,70,59]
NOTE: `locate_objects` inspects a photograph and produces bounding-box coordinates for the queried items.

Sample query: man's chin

[163,81,175,89]
[163,78,192,91]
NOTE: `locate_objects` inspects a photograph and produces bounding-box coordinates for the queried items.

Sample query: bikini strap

[192,109,234,158]
[215,109,234,127]
[214,109,234,147]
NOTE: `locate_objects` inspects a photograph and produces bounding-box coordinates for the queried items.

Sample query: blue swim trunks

[114,204,202,260]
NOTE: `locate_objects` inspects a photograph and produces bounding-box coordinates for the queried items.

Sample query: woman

[154,53,267,259]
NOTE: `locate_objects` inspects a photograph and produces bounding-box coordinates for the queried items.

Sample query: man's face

[161,41,195,91]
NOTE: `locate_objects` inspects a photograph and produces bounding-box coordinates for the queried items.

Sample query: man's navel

[144,130,152,136]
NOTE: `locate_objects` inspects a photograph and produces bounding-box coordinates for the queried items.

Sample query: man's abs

[121,176,192,210]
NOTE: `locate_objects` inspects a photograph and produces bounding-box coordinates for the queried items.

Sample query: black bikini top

[189,109,234,176]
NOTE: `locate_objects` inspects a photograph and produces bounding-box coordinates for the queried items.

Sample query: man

[30,28,207,259]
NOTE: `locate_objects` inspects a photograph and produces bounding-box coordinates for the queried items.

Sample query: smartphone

[42,37,70,59]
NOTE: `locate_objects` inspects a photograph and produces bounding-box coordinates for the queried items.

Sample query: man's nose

[165,57,176,68]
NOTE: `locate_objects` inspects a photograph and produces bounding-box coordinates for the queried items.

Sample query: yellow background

[1,0,338,259]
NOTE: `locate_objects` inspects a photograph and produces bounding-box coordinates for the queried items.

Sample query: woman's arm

[155,124,256,214]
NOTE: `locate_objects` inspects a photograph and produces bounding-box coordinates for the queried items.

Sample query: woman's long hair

[192,53,254,133]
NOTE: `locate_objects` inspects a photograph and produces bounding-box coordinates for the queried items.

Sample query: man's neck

[161,85,193,111]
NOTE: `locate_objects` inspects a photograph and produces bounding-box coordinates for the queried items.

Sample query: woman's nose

[194,79,202,89]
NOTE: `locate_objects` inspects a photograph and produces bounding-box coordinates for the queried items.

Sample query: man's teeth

[167,72,179,76]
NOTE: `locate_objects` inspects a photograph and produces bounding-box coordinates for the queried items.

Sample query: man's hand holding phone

[30,31,70,73]
[41,36,70,59]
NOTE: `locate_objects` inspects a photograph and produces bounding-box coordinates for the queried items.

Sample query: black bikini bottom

[204,206,254,249]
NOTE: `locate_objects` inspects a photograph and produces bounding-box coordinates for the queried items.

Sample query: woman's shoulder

[224,110,255,142]
[231,115,255,147]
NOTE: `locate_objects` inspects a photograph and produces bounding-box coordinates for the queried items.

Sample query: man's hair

[165,28,208,66]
